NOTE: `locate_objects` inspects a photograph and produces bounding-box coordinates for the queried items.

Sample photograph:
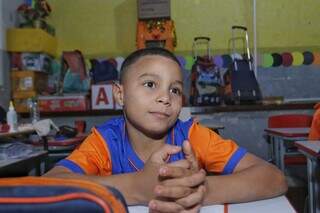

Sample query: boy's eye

[143,81,156,88]
[170,87,182,95]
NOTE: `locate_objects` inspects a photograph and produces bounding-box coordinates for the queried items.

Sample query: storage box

[91,84,114,110]
[11,53,52,73]
[11,71,48,95]
[7,28,57,56]
[138,0,170,19]
[38,94,90,112]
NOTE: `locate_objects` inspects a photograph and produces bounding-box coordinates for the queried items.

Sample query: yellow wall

[47,0,320,57]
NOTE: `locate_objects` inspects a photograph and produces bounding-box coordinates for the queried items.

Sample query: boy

[45,47,287,212]
[309,102,320,140]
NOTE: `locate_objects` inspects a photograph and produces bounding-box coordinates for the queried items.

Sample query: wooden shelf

[18,102,316,118]
[19,109,123,118]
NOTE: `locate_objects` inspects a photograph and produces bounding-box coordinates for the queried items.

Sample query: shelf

[18,101,316,118]
[19,109,123,118]
[7,28,57,56]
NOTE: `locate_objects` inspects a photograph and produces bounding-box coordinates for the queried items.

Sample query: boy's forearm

[44,168,149,205]
[203,163,288,205]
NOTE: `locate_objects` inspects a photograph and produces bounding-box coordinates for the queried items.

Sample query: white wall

[0,0,23,109]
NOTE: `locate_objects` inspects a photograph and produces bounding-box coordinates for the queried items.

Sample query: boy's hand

[149,141,207,212]
[138,144,182,203]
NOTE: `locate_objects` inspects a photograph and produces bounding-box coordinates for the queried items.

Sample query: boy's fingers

[161,169,206,188]
[181,204,202,213]
[149,199,183,213]
[150,144,181,163]
[176,185,206,209]
[159,164,192,179]
[167,159,191,169]
[154,184,193,199]
[182,140,199,171]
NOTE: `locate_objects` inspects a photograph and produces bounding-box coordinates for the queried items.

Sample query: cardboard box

[11,71,48,95]
[11,53,52,73]
[7,28,57,56]
[38,94,90,112]
[138,0,170,19]
[23,53,52,72]
[13,98,30,113]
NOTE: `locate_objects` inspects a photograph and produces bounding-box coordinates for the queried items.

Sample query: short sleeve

[309,104,320,140]
[56,128,112,176]
[189,123,247,174]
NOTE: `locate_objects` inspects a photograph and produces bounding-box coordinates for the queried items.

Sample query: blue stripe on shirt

[222,147,247,175]
[56,159,85,174]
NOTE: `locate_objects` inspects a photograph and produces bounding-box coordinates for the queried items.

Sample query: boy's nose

[156,91,171,106]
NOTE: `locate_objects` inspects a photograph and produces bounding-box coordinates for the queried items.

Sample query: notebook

[128,204,225,213]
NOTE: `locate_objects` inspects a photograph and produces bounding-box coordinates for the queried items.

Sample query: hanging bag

[223,26,261,104]
[189,37,222,106]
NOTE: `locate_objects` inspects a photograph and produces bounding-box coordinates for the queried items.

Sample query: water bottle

[28,98,40,124]
[6,101,18,132]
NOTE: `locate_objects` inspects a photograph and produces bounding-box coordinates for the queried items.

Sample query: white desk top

[265,127,310,137]
[295,140,320,157]
[0,129,35,138]
[128,196,295,213]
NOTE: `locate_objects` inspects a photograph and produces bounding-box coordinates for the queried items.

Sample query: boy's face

[115,55,183,137]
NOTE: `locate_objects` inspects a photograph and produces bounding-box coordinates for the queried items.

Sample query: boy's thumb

[151,144,181,163]
[182,140,199,170]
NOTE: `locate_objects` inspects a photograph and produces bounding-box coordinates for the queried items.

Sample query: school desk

[295,140,320,213]
[0,129,48,176]
[31,133,87,171]
[128,196,295,213]
[264,127,309,171]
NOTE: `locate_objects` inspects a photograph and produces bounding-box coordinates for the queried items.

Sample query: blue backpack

[90,59,118,84]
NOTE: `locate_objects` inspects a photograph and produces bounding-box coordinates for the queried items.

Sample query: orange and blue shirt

[57,116,247,175]
[309,103,320,140]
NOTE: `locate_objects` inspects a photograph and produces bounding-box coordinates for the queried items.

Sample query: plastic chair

[268,114,313,129]
[267,114,313,165]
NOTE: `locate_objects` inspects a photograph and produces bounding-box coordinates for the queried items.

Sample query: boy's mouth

[149,111,170,119]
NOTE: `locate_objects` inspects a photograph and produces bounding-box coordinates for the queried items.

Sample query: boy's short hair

[120,47,180,83]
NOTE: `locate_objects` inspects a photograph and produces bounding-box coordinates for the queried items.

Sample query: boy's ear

[112,82,124,106]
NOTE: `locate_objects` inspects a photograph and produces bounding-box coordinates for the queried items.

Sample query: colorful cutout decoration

[271,53,282,67]
[176,55,186,68]
[291,51,304,66]
[262,53,273,67]
[313,52,320,65]
[184,55,194,70]
[281,52,293,67]
[303,51,314,65]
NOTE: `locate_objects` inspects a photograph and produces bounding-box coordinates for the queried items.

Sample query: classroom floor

[285,165,308,213]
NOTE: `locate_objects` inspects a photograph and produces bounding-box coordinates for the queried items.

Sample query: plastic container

[6,101,18,132]
[28,98,40,124]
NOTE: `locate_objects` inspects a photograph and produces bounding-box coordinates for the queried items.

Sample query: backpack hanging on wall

[223,26,261,104]
[89,59,118,84]
[59,50,90,94]
[189,37,222,106]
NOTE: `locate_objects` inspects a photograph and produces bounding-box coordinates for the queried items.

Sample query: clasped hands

[139,140,207,213]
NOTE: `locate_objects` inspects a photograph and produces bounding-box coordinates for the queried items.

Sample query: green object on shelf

[262,53,273,68]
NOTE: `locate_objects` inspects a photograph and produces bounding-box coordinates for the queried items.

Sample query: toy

[136,19,176,51]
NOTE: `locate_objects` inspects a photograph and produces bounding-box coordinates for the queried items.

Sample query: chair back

[268,114,313,128]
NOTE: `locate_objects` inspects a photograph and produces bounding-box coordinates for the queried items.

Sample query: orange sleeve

[309,103,320,140]
[58,128,112,176]
[189,123,245,174]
